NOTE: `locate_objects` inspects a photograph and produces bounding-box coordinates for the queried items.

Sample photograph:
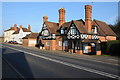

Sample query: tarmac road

[2,43,119,80]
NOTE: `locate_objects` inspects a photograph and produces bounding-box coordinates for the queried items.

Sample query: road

[2,43,119,80]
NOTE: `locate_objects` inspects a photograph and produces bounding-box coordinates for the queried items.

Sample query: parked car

[12,41,18,44]
[8,41,18,44]
[8,41,13,43]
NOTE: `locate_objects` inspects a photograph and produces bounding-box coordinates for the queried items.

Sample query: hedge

[105,40,120,56]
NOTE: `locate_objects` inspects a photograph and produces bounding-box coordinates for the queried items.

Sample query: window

[94,27,97,34]
[43,30,49,36]
[59,41,62,46]
[19,38,22,42]
[72,29,76,34]
[92,25,97,34]
[64,41,68,46]
[52,34,56,39]
[61,29,64,34]
[46,41,50,46]
[91,43,95,47]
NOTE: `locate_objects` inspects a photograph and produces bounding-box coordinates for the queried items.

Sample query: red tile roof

[22,33,39,39]
[93,19,117,36]
[4,27,19,32]
[13,28,31,34]
[60,19,88,34]
[44,21,59,34]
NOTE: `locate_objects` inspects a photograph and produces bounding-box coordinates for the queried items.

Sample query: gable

[41,23,50,36]
[67,23,80,35]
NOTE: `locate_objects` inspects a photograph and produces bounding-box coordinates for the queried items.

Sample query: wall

[98,36,106,42]
[4,30,15,42]
[106,36,116,41]
[22,39,28,46]
[13,29,31,44]
[40,36,63,50]
[56,36,63,50]
[28,39,36,47]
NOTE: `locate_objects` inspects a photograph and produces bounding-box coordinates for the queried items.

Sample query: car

[12,41,18,44]
[8,41,18,44]
[8,41,13,43]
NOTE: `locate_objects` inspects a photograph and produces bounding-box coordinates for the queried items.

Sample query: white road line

[5,46,119,79]
[109,59,118,61]
[4,43,118,66]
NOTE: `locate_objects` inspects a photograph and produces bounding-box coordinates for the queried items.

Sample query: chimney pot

[28,25,31,31]
[20,25,22,29]
[43,16,48,22]
[14,24,17,31]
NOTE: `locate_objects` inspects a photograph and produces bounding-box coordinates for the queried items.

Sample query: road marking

[5,46,119,79]
[109,59,118,61]
[4,43,118,66]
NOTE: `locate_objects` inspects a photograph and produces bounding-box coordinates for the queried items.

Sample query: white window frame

[59,41,62,46]
[46,41,50,46]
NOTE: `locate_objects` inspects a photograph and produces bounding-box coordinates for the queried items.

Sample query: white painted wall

[12,28,31,44]
[4,30,15,42]
[28,39,36,46]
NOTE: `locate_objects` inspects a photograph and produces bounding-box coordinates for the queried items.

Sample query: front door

[73,41,76,53]
[91,43,96,54]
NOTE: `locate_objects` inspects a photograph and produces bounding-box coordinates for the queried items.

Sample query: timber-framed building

[37,5,117,55]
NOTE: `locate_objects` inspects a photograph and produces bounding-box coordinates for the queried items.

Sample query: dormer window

[94,27,97,34]
[61,28,64,34]
[92,25,97,34]
[52,34,56,39]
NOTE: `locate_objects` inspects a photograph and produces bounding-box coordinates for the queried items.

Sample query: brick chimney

[58,8,66,26]
[43,16,48,22]
[28,25,31,31]
[20,25,22,29]
[14,24,17,31]
[85,5,92,33]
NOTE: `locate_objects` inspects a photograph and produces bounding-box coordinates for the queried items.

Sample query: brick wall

[106,36,116,41]
[22,39,28,46]
[98,36,106,42]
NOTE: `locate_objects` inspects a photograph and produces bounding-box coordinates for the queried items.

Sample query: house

[22,33,39,47]
[12,25,31,44]
[37,5,117,55]
[4,24,18,42]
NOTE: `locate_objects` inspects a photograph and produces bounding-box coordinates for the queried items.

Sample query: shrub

[106,40,120,56]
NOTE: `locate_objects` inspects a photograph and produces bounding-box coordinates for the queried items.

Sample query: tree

[109,21,120,39]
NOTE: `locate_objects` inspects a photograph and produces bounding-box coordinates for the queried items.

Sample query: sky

[1,2,118,36]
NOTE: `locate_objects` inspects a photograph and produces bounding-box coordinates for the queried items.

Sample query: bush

[105,40,120,56]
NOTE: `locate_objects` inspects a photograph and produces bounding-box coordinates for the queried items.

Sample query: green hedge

[106,40,120,56]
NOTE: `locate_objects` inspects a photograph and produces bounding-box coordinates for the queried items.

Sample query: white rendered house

[12,25,31,44]
[4,24,18,42]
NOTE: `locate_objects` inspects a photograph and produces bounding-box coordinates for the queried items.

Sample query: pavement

[1,43,120,79]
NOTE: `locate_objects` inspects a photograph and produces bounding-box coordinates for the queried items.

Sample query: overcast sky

[1,2,118,36]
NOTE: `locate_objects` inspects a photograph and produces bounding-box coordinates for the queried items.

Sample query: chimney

[85,5,92,33]
[20,25,22,29]
[28,25,31,31]
[58,8,66,26]
[43,16,48,22]
[14,24,17,31]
